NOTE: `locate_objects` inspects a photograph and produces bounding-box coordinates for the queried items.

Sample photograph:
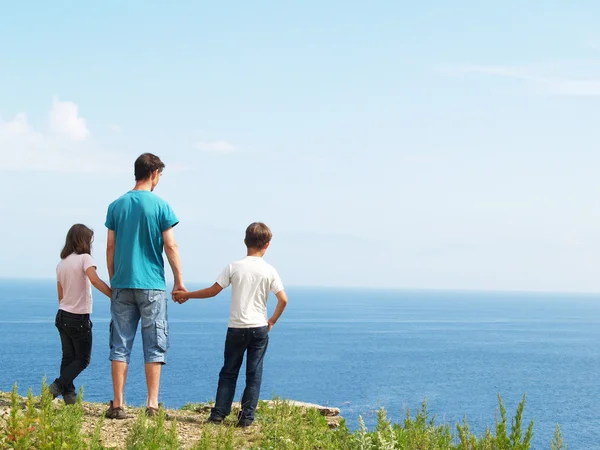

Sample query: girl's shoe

[48,381,62,399]
[64,392,77,405]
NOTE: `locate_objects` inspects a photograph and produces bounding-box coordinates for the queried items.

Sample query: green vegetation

[1,380,87,449]
[0,380,565,449]
[125,407,179,450]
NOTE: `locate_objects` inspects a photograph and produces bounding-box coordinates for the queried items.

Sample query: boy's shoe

[205,415,224,425]
[236,410,253,428]
[48,381,62,399]
[63,392,78,405]
[236,420,253,428]
[105,400,127,419]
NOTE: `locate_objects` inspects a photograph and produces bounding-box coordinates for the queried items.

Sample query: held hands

[171,282,188,304]
[172,290,189,304]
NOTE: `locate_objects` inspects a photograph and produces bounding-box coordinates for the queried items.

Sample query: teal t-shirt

[105,190,179,290]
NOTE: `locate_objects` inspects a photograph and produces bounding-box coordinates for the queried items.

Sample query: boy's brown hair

[61,224,94,259]
[244,222,272,249]
[134,153,165,181]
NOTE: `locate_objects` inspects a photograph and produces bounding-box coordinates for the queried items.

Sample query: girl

[49,224,112,404]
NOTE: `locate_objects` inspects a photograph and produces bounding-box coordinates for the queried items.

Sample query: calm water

[1,279,600,449]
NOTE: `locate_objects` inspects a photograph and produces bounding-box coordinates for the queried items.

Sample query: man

[104,153,185,419]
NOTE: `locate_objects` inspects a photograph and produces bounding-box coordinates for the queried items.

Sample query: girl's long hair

[60,224,94,259]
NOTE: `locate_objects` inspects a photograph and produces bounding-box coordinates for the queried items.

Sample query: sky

[1,1,600,292]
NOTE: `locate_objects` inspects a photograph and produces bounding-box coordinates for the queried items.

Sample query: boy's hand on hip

[267,320,274,332]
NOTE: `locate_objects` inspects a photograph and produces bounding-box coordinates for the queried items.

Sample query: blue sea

[1,279,600,449]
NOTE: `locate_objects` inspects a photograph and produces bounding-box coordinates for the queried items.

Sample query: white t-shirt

[216,256,284,328]
[56,253,96,314]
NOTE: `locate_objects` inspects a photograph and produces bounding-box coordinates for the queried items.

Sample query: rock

[326,415,342,429]
[272,400,341,417]
[195,399,340,417]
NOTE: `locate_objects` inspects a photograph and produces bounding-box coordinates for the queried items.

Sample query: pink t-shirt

[56,253,97,314]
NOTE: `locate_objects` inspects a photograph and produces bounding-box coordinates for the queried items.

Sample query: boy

[173,222,288,427]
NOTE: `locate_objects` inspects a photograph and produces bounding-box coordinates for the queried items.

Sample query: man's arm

[57,282,63,305]
[268,290,288,331]
[163,227,185,292]
[173,282,222,303]
[106,229,116,282]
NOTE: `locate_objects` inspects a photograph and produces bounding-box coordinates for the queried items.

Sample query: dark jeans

[54,310,93,395]
[211,326,269,423]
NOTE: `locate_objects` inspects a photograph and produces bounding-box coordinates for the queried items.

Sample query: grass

[125,407,179,450]
[0,380,565,449]
[1,379,88,449]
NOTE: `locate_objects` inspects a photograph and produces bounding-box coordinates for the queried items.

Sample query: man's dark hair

[245,222,272,249]
[134,153,165,181]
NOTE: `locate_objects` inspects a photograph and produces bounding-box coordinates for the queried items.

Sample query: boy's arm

[268,290,288,332]
[174,282,223,303]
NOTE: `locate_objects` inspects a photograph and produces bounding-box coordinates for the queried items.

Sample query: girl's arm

[57,282,64,304]
[85,266,112,299]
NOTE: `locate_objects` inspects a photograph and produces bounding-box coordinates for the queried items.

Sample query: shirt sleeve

[161,203,179,232]
[82,254,97,272]
[105,203,115,230]
[216,265,231,289]
[270,269,284,294]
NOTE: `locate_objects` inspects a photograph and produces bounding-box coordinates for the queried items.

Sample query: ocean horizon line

[2,276,600,298]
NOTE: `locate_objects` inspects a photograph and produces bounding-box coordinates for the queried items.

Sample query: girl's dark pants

[54,309,92,394]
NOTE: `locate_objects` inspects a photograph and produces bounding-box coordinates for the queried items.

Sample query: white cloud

[49,96,90,141]
[0,113,44,145]
[195,140,237,153]
[0,99,126,173]
[454,64,600,96]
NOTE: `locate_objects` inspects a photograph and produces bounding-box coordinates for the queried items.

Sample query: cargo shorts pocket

[156,320,169,351]
[148,290,165,303]
[109,321,114,349]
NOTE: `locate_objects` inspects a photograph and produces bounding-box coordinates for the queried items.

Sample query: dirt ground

[0,392,341,449]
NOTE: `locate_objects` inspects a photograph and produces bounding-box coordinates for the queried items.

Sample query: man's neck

[247,249,265,258]
[133,180,153,191]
